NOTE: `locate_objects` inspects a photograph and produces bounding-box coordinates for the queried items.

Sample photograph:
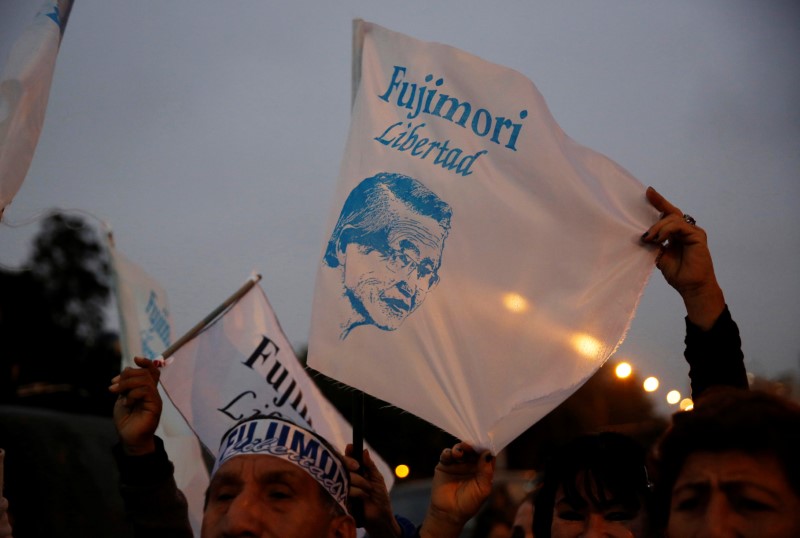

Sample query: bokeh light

[615,362,632,379]
[666,390,681,405]
[643,376,659,392]
[679,398,694,411]
[395,464,410,479]
[571,333,602,359]
[502,293,529,313]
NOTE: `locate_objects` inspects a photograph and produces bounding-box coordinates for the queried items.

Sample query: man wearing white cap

[110,357,357,538]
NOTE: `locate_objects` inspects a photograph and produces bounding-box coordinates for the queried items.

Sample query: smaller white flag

[0,0,73,217]
[158,281,394,487]
[108,243,208,536]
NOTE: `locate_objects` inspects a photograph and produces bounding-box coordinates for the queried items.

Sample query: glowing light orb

[571,334,603,359]
[643,377,659,392]
[615,362,632,379]
[502,293,529,313]
[395,464,410,479]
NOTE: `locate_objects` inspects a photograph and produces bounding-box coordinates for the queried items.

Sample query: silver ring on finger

[682,213,696,226]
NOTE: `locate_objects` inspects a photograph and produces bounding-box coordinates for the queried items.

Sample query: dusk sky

[2,1,798,418]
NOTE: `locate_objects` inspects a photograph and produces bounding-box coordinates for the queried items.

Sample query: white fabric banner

[158,282,394,487]
[0,0,73,217]
[308,21,658,453]
[108,244,208,536]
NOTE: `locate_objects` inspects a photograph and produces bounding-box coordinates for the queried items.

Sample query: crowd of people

[110,188,799,537]
[99,187,800,537]
[3,188,796,537]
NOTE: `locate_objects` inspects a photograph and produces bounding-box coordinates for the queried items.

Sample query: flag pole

[154,273,262,365]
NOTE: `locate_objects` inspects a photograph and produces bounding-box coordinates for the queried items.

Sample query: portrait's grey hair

[323,172,452,268]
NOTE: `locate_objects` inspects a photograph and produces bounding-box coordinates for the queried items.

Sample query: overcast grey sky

[2,1,798,417]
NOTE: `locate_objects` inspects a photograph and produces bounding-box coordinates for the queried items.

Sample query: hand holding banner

[108,241,209,535]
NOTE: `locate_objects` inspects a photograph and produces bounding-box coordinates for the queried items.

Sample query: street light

[615,362,632,379]
[643,376,659,392]
[666,390,681,405]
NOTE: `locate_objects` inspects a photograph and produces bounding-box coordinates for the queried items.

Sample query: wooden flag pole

[154,273,262,364]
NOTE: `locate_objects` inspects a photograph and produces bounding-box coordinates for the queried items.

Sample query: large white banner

[158,282,394,487]
[0,0,73,218]
[308,21,658,453]
[108,245,208,536]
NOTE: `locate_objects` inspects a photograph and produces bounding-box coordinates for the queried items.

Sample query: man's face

[342,209,446,331]
[667,451,800,538]
[550,481,647,538]
[202,454,353,538]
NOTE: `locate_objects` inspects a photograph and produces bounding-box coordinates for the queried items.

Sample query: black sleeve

[684,305,748,400]
[113,436,194,538]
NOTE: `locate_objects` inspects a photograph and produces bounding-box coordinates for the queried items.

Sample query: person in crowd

[110,357,357,538]
[532,432,654,538]
[112,357,492,538]
[653,387,800,537]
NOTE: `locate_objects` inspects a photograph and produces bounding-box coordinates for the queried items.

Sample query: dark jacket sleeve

[113,436,194,538]
[684,305,748,400]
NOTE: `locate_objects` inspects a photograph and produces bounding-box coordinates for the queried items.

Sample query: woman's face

[550,479,647,538]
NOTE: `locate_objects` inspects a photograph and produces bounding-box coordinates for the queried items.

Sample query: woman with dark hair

[532,432,654,537]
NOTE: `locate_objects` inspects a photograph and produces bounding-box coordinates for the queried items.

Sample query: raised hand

[109,356,163,455]
[642,187,725,329]
[420,442,495,538]
[344,444,402,538]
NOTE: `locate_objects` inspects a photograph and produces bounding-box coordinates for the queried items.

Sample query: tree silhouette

[28,213,111,343]
[0,212,119,414]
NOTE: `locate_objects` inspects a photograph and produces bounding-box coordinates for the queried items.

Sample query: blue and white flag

[108,243,208,536]
[0,0,73,218]
[308,21,658,453]
[158,281,394,487]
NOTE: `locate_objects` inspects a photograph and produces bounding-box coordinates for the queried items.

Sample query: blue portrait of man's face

[324,173,452,339]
